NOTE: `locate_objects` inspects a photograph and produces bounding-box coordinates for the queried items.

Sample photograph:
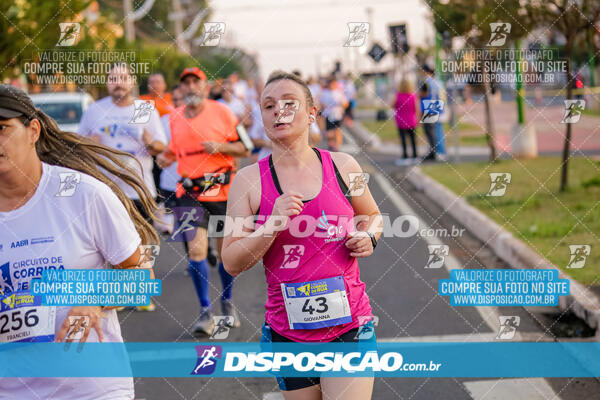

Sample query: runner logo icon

[486,173,511,197]
[496,316,520,340]
[275,100,300,124]
[191,345,222,375]
[210,317,233,339]
[425,244,449,269]
[200,173,227,197]
[344,23,370,47]
[561,100,586,124]
[139,245,160,268]
[56,172,81,197]
[169,207,202,242]
[196,23,226,46]
[281,245,305,269]
[487,23,511,47]
[420,100,444,123]
[66,316,90,340]
[348,173,370,196]
[130,100,155,124]
[57,23,81,46]
[566,245,591,269]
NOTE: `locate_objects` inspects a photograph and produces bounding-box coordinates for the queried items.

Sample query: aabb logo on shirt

[10,240,28,249]
[191,345,222,375]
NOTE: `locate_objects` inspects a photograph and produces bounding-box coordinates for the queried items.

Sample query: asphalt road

[119,131,600,400]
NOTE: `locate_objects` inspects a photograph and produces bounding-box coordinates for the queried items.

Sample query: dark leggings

[422,123,437,159]
[397,127,417,158]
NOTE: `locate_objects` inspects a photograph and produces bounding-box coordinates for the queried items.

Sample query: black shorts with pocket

[174,193,227,235]
[260,321,376,391]
[325,118,342,130]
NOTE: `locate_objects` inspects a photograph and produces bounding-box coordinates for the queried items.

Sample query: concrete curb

[405,166,600,336]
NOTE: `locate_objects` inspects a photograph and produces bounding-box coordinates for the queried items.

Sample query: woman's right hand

[262,191,304,236]
[271,191,304,220]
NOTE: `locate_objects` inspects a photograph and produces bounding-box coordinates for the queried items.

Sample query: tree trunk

[559,52,573,192]
[483,72,497,162]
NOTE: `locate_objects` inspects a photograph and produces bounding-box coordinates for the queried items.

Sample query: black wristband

[367,232,378,249]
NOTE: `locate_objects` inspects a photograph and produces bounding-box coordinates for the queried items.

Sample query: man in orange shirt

[140,73,174,117]
[158,67,252,336]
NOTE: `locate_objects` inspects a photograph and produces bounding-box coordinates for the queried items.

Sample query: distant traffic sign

[368,43,387,63]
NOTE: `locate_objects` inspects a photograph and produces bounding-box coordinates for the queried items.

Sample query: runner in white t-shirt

[0,84,159,399]
[219,79,247,120]
[78,63,167,221]
[318,78,348,151]
[155,85,184,234]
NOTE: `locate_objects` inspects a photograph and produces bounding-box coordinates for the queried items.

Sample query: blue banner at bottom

[1,342,599,377]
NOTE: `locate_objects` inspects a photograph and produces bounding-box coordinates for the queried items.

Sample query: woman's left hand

[345,231,373,258]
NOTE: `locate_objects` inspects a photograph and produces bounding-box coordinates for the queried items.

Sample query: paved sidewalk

[356,99,600,155]
[455,101,600,154]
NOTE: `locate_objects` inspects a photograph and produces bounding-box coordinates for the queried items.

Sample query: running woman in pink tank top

[222,71,382,399]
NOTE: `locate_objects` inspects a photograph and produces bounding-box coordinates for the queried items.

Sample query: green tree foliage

[0,0,92,76]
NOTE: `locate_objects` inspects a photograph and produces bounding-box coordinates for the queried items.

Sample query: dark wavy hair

[4,85,159,245]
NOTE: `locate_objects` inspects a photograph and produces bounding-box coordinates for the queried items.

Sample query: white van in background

[30,91,94,132]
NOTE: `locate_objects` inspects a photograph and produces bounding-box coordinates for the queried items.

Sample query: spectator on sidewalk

[420,65,446,159]
[393,79,419,164]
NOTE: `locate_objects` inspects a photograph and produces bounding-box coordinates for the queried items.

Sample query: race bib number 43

[281,276,352,330]
[0,291,55,343]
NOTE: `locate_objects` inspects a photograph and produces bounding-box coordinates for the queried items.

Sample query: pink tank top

[256,148,372,342]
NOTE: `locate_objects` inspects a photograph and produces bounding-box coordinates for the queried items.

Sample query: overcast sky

[210,0,434,79]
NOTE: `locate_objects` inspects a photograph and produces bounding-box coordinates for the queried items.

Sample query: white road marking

[371,172,563,400]
[262,392,284,400]
[341,128,361,154]
[372,171,502,334]
[464,378,560,400]
[377,331,555,342]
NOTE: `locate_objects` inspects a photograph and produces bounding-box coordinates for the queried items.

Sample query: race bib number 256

[0,291,56,343]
